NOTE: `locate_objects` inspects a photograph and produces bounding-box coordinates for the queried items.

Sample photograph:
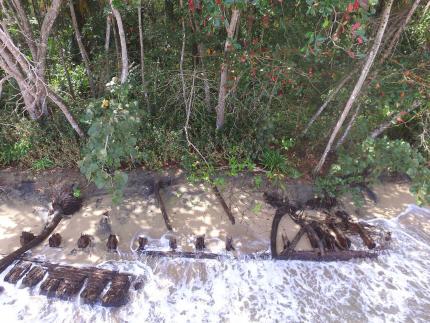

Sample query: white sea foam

[1,205,430,322]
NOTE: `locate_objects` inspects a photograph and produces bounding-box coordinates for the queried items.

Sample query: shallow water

[1,205,430,323]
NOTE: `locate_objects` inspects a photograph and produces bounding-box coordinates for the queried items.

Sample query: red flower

[351,22,361,32]
[357,36,363,44]
[215,0,222,5]
[188,0,195,13]
[353,0,360,11]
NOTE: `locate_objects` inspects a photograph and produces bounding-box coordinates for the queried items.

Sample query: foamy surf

[1,205,430,323]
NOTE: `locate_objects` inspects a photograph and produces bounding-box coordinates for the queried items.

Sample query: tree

[314,0,395,174]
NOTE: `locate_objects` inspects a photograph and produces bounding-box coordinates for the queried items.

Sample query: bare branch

[303,73,354,135]
[110,1,128,84]
[314,0,395,174]
[215,9,240,130]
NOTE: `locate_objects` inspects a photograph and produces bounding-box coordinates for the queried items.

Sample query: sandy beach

[0,168,420,266]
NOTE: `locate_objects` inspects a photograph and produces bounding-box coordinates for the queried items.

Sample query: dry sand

[0,169,421,266]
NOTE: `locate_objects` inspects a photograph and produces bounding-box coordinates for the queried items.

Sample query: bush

[316,137,430,205]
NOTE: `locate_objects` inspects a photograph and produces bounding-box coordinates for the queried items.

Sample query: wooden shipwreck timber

[0,181,391,307]
[3,259,134,307]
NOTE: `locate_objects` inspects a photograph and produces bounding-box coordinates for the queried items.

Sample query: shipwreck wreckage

[0,180,391,307]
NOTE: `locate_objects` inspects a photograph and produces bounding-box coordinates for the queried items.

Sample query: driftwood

[350,223,376,249]
[40,275,61,296]
[225,236,235,251]
[275,250,377,262]
[212,185,235,224]
[3,258,133,306]
[169,237,177,251]
[195,235,205,251]
[20,232,35,247]
[80,273,110,304]
[77,234,92,249]
[53,267,87,300]
[282,227,306,255]
[305,224,325,256]
[0,213,63,274]
[4,261,31,283]
[22,266,46,287]
[154,180,173,231]
[137,236,148,251]
[48,233,62,248]
[101,274,131,307]
[327,223,351,250]
[107,234,118,251]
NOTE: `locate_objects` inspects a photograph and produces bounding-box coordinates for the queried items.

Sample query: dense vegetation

[0,0,429,204]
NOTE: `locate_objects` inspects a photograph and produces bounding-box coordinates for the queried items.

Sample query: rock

[0,286,4,294]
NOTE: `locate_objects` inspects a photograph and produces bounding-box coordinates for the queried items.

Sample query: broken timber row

[2,258,135,307]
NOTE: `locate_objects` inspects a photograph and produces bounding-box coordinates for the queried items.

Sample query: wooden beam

[154,180,173,231]
[212,185,235,224]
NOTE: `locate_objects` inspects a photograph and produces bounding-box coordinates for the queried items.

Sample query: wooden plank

[56,276,86,299]
[4,261,32,284]
[212,185,235,224]
[101,274,131,307]
[40,275,61,296]
[154,180,173,231]
[305,224,325,256]
[275,250,378,261]
[80,273,110,305]
[22,266,46,287]
[281,227,306,255]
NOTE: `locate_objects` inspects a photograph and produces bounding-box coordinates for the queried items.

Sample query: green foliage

[79,81,141,203]
[316,137,430,205]
[261,149,287,173]
[73,187,81,198]
[31,157,54,171]
[0,138,31,165]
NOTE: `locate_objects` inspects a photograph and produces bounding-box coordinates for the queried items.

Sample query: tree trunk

[314,0,394,174]
[111,15,121,77]
[99,14,112,94]
[110,1,128,84]
[68,0,96,97]
[47,88,85,137]
[138,3,149,109]
[36,0,63,116]
[215,9,240,130]
[335,104,361,149]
